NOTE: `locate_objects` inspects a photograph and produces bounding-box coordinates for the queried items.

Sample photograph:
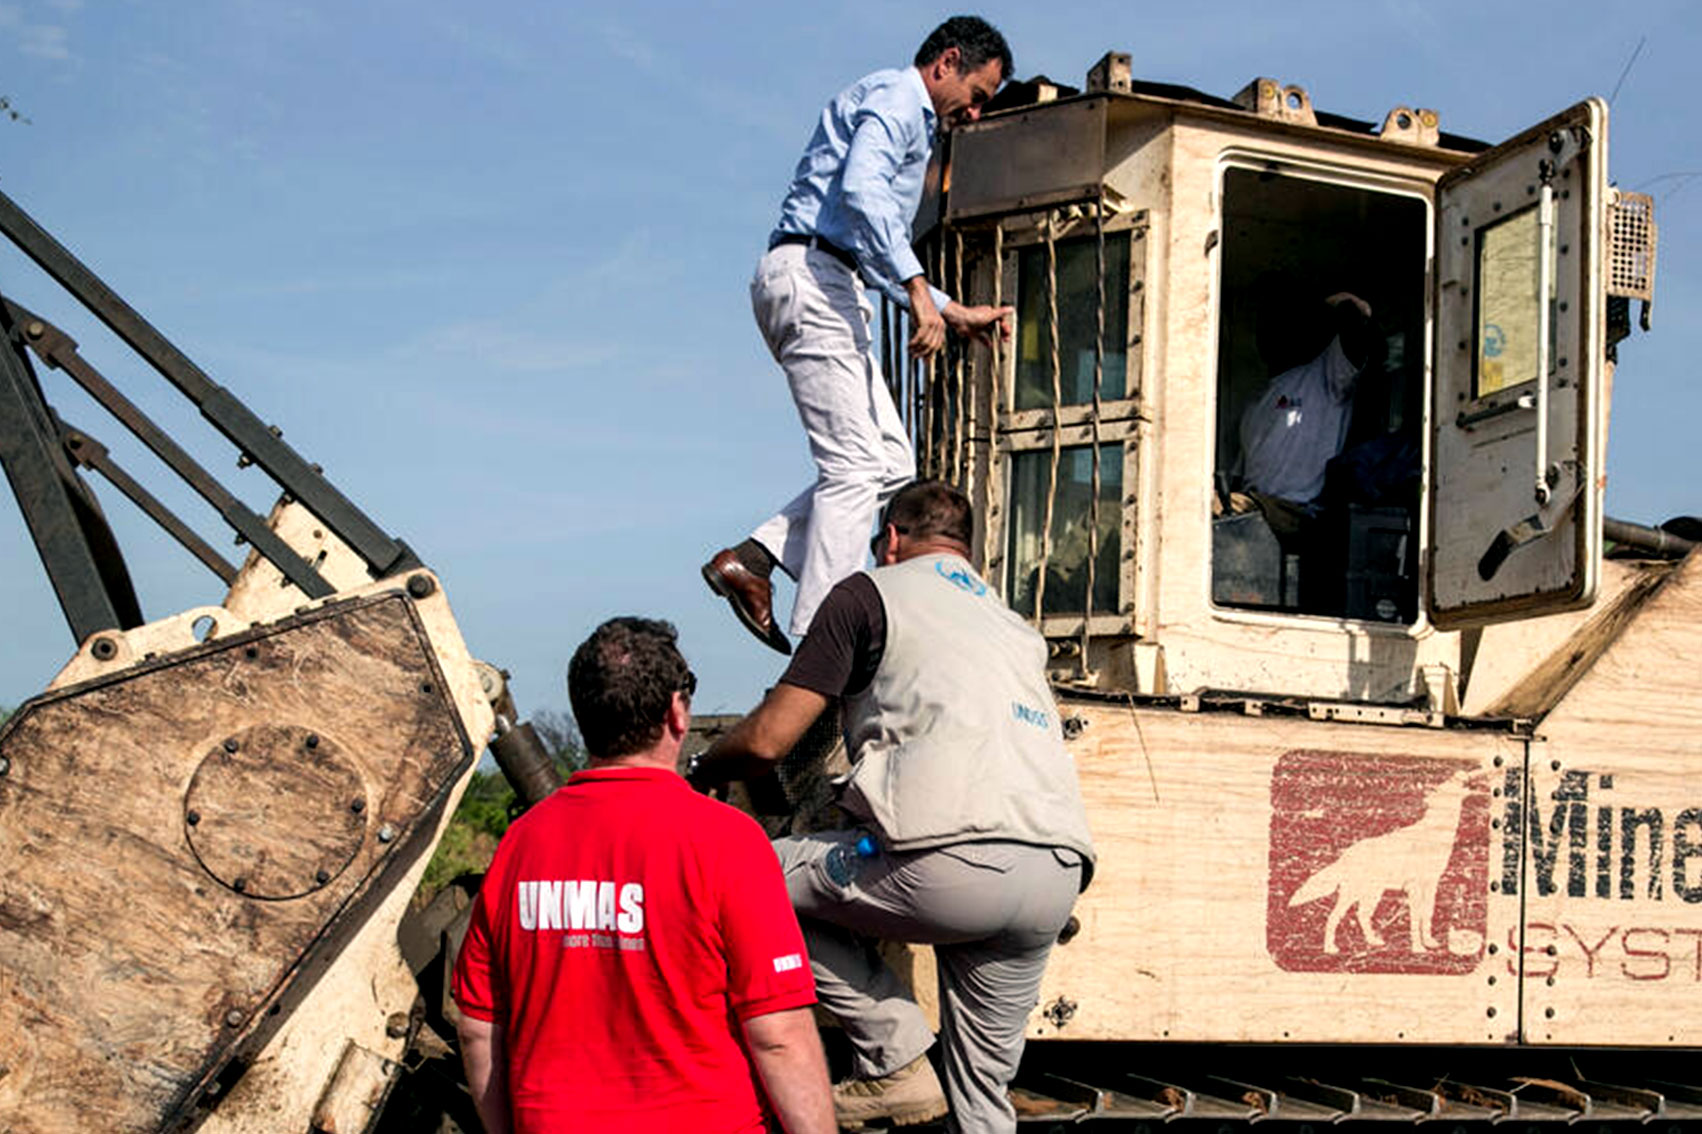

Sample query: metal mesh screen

[1608,191,1657,301]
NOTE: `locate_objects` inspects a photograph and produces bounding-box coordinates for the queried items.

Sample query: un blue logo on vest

[935,561,987,596]
[1012,701,1050,730]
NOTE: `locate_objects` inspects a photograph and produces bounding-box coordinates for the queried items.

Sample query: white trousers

[749,244,915,637]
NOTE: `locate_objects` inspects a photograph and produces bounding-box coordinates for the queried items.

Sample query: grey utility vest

[839,552,1097,889]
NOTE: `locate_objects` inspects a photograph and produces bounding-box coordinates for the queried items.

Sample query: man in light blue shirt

[704,17,1015,656]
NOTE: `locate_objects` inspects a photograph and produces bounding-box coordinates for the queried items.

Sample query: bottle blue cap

[854,834,878,857]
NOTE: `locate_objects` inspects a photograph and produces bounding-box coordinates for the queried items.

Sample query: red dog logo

[1267,751,1490,974]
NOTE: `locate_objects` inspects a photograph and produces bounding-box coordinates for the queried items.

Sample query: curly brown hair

[567,617,694,758]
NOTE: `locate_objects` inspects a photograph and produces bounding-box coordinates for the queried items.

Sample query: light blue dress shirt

[772,66,953,312]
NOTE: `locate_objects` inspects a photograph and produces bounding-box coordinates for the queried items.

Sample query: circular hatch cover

[184,723,367,899]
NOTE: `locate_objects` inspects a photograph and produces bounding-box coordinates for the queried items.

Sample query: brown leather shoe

[702,549,791,655]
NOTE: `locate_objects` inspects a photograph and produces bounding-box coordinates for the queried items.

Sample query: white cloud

[19,22,69,61]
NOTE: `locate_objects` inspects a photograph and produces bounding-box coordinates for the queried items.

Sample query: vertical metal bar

[1081,197,1106,677]
[985,223,1006,582]
[952,230,967,487]
[1033,212,1063,627]
[1534,181,1555,506]
[880,296,896,403]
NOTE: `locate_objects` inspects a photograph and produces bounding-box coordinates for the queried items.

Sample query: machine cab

[908,56,1656,709]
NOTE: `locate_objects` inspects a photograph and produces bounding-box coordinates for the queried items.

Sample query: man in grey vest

[690,480,1095,1133]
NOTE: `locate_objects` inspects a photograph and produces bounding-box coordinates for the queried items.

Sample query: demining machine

[743,50,1702,1127]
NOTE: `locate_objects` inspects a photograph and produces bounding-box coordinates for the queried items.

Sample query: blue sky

[0,0,1695,721]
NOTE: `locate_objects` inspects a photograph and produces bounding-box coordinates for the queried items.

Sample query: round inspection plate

[184,723,367,899]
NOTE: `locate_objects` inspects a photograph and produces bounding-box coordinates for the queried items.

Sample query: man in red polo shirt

[452,617,834,1134]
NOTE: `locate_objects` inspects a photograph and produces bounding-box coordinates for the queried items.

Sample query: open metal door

[1427,99,1607,628]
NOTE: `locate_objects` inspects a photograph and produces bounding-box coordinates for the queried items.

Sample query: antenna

[1608,35,1646,105]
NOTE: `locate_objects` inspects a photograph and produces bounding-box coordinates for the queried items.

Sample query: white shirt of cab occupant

[1238,336,1360,505]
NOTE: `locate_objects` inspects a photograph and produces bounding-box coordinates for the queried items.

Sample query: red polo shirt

[452,766,816,1133]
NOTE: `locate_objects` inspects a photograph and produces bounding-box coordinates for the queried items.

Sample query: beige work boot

[833,1053,948,1130]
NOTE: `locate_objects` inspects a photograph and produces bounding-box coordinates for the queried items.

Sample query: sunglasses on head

[869,523,910,559]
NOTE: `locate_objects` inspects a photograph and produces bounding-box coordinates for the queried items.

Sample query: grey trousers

[774,831,1083,1134]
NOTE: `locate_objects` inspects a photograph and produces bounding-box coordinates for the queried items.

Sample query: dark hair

[567,617,694,759]
[914,16,1012,81]
[882,479,974,548]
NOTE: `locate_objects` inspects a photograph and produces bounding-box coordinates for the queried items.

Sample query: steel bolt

[0,756,9,777]
[419,682,434,695]
[225,1009,244,1027]
[377,824,396,844]
[350,798,366,814]
[186,810,201,826]
[91,637,117,661]
[223,738,239,754]
[25,321,43,338]
[386,1012,410,1039]
[406,574,437,599]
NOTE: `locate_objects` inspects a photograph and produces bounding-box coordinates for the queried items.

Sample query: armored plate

[0,592,473,1134]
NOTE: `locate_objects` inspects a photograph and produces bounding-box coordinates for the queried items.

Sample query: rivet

[315,868,330,884]
[1490,881,1499,892]
[305,734,319,750]
[1487,1007,1497,1018]
[186,810,201,826]
[244,646,259,660]
[406,574,437,599]
[0,756,9,777]
[225,1009,244,1027]
[386,1012,410,1039]
[223,738,239,754]
[1551,760,1561,771]
[1488,943,1499,955]
[91,637,118,661]
[25,321,43,338]
[1546,944,1558,956]
[350,798,366,814]
[1545,1007,1556,1019]
[233,877,247,893]
[1493,755,1504,768]
[1491,818,1501,830]
[1547,975,1556,986]
[1487,975,1497,985]
[377,824,396,844]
